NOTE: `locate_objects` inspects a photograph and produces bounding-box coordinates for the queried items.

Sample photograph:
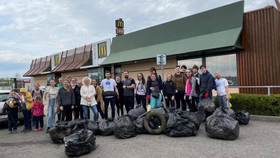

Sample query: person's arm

[26,95,33,104]
[225,79,229,100]
[206,74,214,93]
[96,86,102,102]
[146,80,151,95]
[126,79,135,89]
[183,75,187,86]
[80,86,87,99]
[190,77,196,98]
[58,89,62,107]
[32,102,36,109]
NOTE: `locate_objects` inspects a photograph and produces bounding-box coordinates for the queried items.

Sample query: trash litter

[198,98,216,117]
[87,120,99,135]
[144,111,166,135]
[213,107,235,119]
[165,113,197,137]
[68,118,87,129]
[235,110,250,124]
[114,115,137,139]
[179,111,205,130]
[135,117,148,134]
[49,121,72,143]
[205,114,239,140]
[98,118,115,136]
[64,129,97,157]
[128,106,146,120]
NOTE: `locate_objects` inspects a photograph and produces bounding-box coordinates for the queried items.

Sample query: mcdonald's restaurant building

[24,1,280,94]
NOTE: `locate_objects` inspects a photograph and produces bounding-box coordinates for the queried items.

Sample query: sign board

[156,54,166,65]
[116,28,124,35]
[98,42,107,58]
[115,19,124,28]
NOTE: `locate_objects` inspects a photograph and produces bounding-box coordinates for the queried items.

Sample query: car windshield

[0,93,10,102]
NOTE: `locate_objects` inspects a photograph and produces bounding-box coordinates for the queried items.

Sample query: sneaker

[39,127,43,131]
[13,130,17,134]
[34,129,38,132]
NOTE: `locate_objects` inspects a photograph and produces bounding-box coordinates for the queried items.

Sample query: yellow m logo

[98,43,107,58]
[115,20,124,28]
[54,55,59,66]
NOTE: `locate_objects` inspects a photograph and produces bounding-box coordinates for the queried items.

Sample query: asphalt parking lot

[0,118,280,158]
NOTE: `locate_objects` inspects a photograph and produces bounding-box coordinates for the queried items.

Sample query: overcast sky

[0,0,275,78]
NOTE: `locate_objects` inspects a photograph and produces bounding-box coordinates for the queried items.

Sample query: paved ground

[0,118,280,158]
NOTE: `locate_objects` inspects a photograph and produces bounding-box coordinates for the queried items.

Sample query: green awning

[102,1,244,65]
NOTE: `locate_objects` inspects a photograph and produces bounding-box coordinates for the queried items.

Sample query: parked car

[0,90,24,125]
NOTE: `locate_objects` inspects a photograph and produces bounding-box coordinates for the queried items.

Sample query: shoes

[39,127,43,131]
[13,130,17,134]
[24,129,31,133]
[21,129,27,132]
[46,127,50,133]
[34,129,38,132]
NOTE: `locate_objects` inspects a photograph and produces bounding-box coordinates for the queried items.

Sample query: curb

[250,115,280,122]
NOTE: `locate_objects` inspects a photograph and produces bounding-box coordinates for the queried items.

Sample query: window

[114,66,121,79]
[54,54,60,67]
[206,54,238,86]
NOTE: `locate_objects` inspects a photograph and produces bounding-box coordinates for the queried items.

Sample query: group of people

[4,64,230,134]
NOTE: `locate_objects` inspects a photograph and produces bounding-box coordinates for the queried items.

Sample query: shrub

[214,94,280,116]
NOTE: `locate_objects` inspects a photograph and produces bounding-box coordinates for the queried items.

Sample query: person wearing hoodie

[185,68,198,112]
[163,74,176,108]
[199,65,214,100]
[4,90,20,134]
[20,88,33,132]
[43,79,59,133]
[58,80,75,121]
[174,65,187,110]
[80,77,98,121]
[32,96,44,132]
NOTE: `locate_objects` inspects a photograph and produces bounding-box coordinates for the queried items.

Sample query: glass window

[115,66,122,79]
[178,58,202,72]
[206,54,238,86]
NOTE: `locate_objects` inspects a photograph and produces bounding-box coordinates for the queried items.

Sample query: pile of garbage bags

[205,107,240,140]
[235,110,250,124]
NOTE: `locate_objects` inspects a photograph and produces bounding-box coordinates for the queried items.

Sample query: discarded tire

[144,111,166,135]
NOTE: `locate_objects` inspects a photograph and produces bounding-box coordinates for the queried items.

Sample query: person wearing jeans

[80,77,98,121]
[92,78,105,120]
[20,88,33,133]
[146,73,163,110]
[135,73,147,110]
[163,74,176,108]
[43,79,59,133]
[174,65,187,110]
[100,70,119,120]
[58,80,75,121]
[215,71,230,108]
[122,70,136,113]
[185,68,198,112]
[5,90,20,134]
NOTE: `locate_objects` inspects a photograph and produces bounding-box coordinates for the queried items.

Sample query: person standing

[4,90,20,134]
[32,96,44,132]
[80,77,98,121]
[135,73,147,110]
[31,83,44,127]
[92,78,105,120]
[147,67,162,105]
[43,79,59,133]
[174,65,187,110]
[146,73,163,110]
[74,80,84,119]
[215,71,230,108]
[181,65,187,77]
[70,78,79,119]
[163,74,176,108]
[57,77,64,89]
[185,68,198,112]
[192,65,201,106]
[199,65,214,100]
[58,80,75,121]
[100,70,119,120]
[115,75,124,116]
[122,70,136,113]
[20,88,33,132]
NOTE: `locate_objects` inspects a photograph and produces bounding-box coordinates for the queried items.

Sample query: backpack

[32,90,44,98]
[200,72,216,90]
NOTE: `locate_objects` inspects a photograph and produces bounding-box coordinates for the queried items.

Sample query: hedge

[214,94,280,116]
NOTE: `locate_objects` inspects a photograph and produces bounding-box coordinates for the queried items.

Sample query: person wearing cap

[20,88,33,132]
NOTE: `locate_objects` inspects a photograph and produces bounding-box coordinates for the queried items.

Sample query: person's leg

[141,95,147,110]
[66,106,73,121]
[150,94,156,110]
[186,97,192,111]
[170,95,175,107]
[124,97,130,113]
[175,93,181,109]
[221,95,227,109]
[87,106,90,119]
[110,98,116,119]
[180,92,187,111]
[26,110,32,130]
[22,110,27,130]
[90,106,98,121]
[34,116,39,130]
[136,94,141,106]
[8,113,12,132]
[115,97,120,116]
[191,98,198,112]
[57,112,61,121]
[13,112,18,132]
[208,91,213,100]
[155,93,162,108]
[74,106,79,119]
[104,98,109,119]
[79,106,84,119]
[120,98,124,115]
[82,105,89,119]
[129,96,134,110]
[61,107,66,121]
[217,96,223,108]
[47,99,55,128]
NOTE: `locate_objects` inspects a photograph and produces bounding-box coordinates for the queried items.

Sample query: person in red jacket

[32,96,44,132]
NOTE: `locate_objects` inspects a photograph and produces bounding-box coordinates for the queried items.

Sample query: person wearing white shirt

[80,77,98,121]
[215,71,229,108]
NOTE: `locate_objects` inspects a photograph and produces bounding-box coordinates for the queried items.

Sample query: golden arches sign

[54,55,59,66]
[98,43,107,58]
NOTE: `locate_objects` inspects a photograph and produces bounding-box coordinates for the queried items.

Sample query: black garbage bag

[114,115,137,139]
[236,110,250,124]
[151,107,169,120]
[87,120,99,135]
[49,121,72,143]
[98,118,115,136]
[179,111,205,130]
[198,98,216,117]
[213,107,235,119]
[128,106,146,120]
[165,113,197,137]
[64,129,97,157]
[135,117,148,134]
[205,115,239,140]
[68,119,87,129]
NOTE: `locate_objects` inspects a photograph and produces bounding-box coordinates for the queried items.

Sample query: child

[32,96,44,132]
